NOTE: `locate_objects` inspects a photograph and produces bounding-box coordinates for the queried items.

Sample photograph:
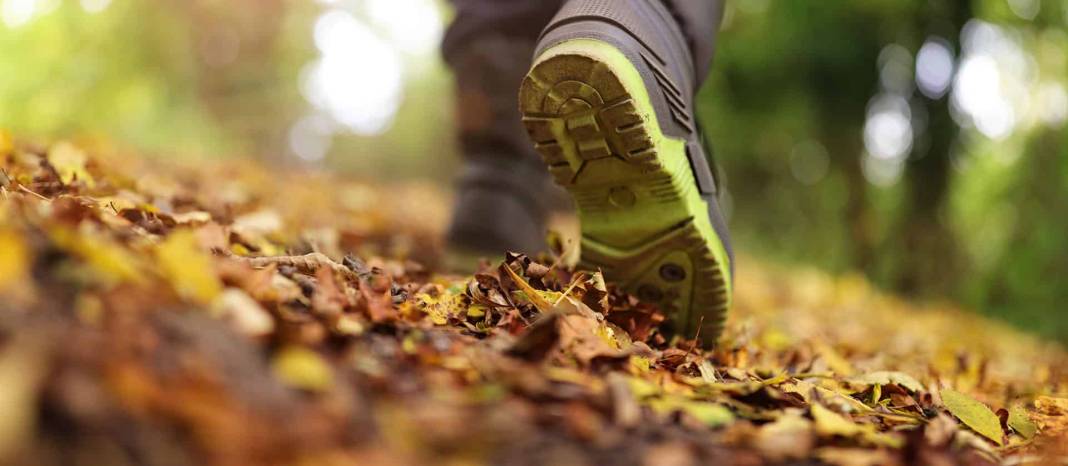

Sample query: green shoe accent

[519,39,732,344]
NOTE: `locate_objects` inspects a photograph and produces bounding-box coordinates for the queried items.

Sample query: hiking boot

[519,0,734,343]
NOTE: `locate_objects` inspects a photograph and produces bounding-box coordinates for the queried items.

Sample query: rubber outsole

[519,39,732,343]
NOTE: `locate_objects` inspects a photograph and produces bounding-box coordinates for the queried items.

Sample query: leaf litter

[0,138,1066,466]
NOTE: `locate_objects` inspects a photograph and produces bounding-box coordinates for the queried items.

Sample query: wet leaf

[941,389,1004,445]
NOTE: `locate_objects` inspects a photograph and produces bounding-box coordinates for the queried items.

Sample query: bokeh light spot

[366,0,443,55]
[1037,83,1068,126]
[2,0,37,28]
[289,115,335,163]
[916,37,955,99]
[1007,0,1041,20]
[864,94,913,162]
[306,9,403,136]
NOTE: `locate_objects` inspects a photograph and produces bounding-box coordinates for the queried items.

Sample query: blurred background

[0,0,1065,342]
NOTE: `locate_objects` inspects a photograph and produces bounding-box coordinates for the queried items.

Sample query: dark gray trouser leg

[442,0,566,256]
[661,0,725,82]
[442,0,566,174]
[442,0,564,64]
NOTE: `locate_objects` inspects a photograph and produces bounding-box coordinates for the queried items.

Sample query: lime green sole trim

[519,39,732,343]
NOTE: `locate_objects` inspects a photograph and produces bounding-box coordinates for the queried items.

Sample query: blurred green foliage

[701,0,1068,341]
[0,0,1065,340]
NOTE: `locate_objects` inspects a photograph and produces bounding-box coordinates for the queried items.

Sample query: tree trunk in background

[896,98,958,295]
[894,1,971,297]
[825,131,875,272]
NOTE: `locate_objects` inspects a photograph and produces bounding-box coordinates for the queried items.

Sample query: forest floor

[0,137,1066,466]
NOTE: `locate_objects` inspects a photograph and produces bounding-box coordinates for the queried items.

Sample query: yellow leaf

[815,342,855,377]
[417,293,452,325]
[0,229,29,291]
[850,371,924,393]
[649,396,734,428]
[157,230,222,303]
[502,263,553,312]
[811,404,903,448]
[47,142,94,187]
[941,389,1004,445]
[273,346,334,392]
[49,227,143,285]
[0,129,12,156]
[812,404,865,438]
[1008,405,1037,439]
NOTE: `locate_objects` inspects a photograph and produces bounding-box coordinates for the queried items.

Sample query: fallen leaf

[650,396,734,428]
[272,346,334,392]
[849,371,924,393]
[755,410,815,461]
[214,288,275,337]
[816,343,855,377]
[47,142,94,187]
[1007,405,1036,439]
[811,404,902,448]
[557,311,624,365]
[157,230,223,303]
[232,209,283,236]
[0,339,47,463]
[0,129,12,156]
[507,312,560,361]
[0,228,29,292]
[49,227,144,286]
[1032,396,1068,438]
[816,447,895,466]
[501,260,553,313]
[941,389,1004,445]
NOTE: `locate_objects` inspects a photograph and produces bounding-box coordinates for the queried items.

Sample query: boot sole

[519,39,732,343]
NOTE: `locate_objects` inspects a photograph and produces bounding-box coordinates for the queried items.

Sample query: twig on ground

[224,252,361,283]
